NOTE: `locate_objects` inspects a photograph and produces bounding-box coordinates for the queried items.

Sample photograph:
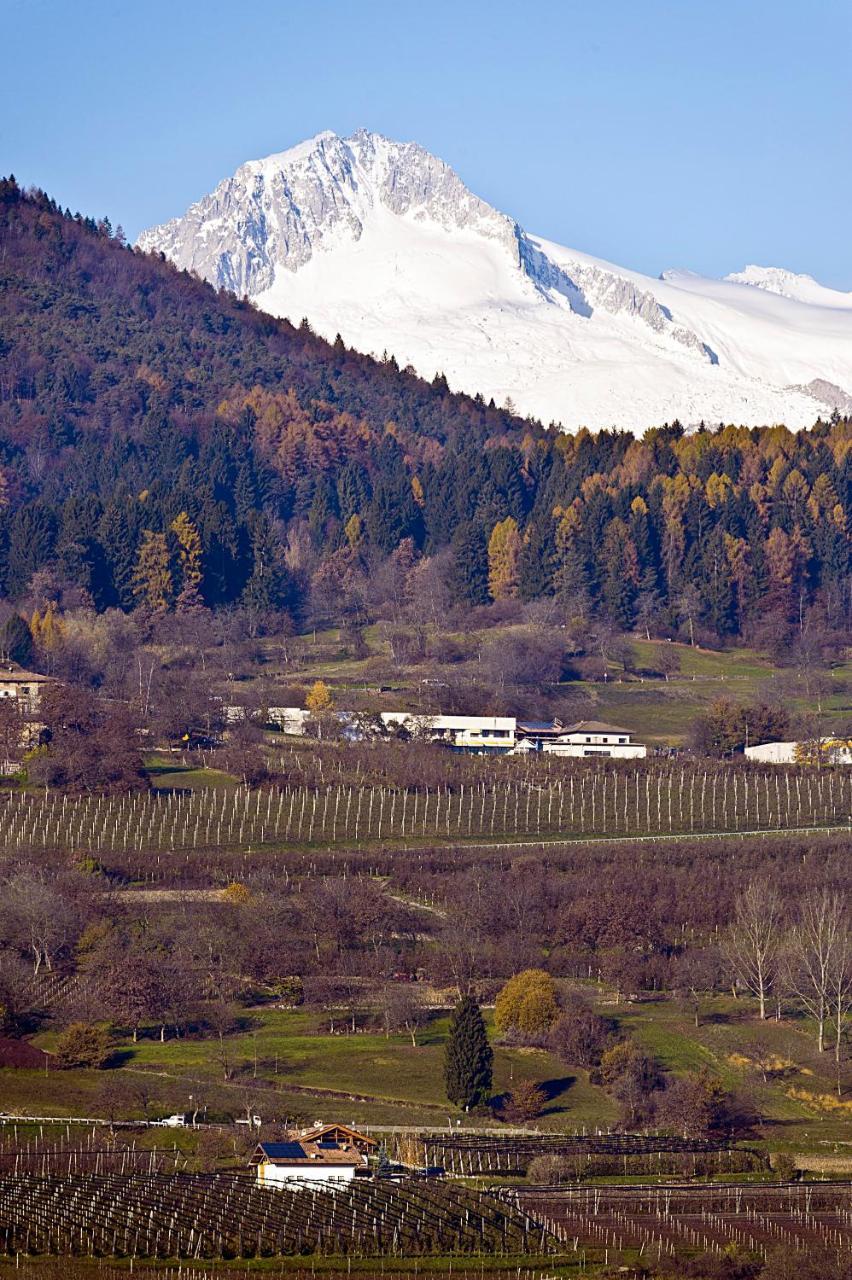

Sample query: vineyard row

[0,766,849,856]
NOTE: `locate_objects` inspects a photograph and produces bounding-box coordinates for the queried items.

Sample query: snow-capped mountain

[138,129,852,431]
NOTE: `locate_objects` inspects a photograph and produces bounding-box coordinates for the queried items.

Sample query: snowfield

[138,129,852,432]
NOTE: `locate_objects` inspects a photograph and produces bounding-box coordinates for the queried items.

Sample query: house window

[586,737,591,743]
[619,737,626,743]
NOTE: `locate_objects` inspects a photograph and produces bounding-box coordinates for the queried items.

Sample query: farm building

[538,721,647,760]
[250,1124,375,1185]
[745,737,852,765]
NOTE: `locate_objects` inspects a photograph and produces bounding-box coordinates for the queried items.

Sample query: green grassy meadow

[4,995,848,1166]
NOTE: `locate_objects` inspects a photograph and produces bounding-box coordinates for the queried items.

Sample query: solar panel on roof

[261,1142,305,1160]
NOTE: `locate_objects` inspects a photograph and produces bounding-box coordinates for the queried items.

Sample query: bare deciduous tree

[725,880,783,1020]
[787,890,847,1054]
[827,934,852,1096]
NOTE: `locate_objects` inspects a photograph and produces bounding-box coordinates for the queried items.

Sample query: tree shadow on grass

[540,1075,577,1115]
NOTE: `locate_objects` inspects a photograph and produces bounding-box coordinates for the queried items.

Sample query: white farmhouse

[541,720,647,760]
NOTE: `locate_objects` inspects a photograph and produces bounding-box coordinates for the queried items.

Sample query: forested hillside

[1,178,850,650]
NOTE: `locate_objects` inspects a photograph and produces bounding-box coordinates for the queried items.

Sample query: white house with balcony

[380,712,516,752]
[541,720,646,760]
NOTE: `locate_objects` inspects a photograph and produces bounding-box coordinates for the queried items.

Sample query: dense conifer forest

[0,177,850,650]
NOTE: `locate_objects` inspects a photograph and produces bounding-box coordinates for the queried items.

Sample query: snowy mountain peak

[138,131,852,431]
[724,265,852,309]
[138,129,520,297]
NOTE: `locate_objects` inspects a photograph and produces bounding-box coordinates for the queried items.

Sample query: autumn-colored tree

[344,513,363,548]
[132,530,172,613]
[54,1021,110,1069]
[31,601,65,652]
[306,679,334,739]
[501,1078,547,1122]
[306,679,333,715]
[221,881,252,905]
[494,969,560,1040]
[487,516,521,600]
[170,511,203,610]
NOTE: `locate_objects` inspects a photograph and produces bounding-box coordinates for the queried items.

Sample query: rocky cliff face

[139,129,521,295]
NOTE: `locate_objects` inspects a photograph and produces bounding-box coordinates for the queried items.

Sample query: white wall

[257,1163,358,1185]
[543,742,647,759]
[744,742,798,763]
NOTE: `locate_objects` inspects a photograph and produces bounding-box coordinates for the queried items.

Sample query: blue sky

[4,0,851,287]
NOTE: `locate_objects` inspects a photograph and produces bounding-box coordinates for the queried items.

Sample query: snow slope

[137,129,852,431]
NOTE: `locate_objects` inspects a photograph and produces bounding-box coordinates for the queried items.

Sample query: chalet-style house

[250,1123,376,1185]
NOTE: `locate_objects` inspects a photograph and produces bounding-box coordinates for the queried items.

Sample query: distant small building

[744,740,797,764]
[268,706,311,735]
[0,663,52,716]
[541,720,647,760]
[745,738,852,765]
[250,1124,374,1185]
[380,712,516,752]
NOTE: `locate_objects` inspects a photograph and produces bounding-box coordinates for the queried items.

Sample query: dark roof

[258,1142,305,1160]
[252,1139,365,1168]
[562,720,632,735]
[517,721,559,732]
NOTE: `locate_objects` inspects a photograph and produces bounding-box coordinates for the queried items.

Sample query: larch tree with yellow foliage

[487,516,521,600]
[170,511,203,611]
[306,679,334,739]
[132,531,172,614]
[31,602,65,655]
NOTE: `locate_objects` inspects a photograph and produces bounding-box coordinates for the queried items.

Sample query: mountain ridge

[138,130,852,432]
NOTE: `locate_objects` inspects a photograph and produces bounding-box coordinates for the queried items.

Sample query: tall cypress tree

[444,995,492,1110]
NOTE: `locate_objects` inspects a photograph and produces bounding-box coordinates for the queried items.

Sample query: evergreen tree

[444,995,492,1110]
[6,501,58,596]
[241,515,293,614]
[518,516,556,601]
[99,502,139,610]
[448,523,489,606]
[368,474,423,554]
[0,614,34,666]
